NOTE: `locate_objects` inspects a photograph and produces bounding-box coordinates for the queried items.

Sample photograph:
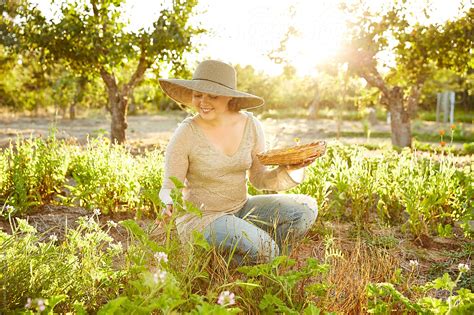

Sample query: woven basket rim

[257,140,326,157]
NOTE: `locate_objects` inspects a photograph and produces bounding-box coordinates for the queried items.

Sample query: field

[1,113,473,314]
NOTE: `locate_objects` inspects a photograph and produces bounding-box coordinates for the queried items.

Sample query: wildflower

[458,263,470,273]
[5,205,15,213]
[439,130,446,136]
[93,208,101,216]
[107,220,118,228]
[153,270,167,284]
[217,291,236,306]
[440,141,446,147]
[25,298,32,308]
[154,252,168,264]
[409,260,419,268]
[450,124,456,130]
[49,234,58,242]
[294,137,301,145]
[108,242,123,255]
[37,299,45,311]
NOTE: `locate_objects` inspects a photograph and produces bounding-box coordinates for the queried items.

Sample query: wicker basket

[257,140,327,166]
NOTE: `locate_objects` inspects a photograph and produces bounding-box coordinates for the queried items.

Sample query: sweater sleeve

[248,116,305,191]
[159,121,191,205]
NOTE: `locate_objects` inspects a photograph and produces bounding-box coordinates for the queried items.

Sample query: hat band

[192,78,235,90]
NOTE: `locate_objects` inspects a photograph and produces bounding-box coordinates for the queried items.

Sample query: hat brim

[159,79,264,110]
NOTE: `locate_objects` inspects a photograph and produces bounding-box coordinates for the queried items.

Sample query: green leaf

[432,273,455,291]
[303,303,321,315]
[97,297,129,314]
[191,231,210,251]
[169,176,185,189]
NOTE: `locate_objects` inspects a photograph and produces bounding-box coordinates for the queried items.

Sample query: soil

[1,112,470,150]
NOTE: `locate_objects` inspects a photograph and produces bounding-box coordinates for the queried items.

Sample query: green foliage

[290,144,472,238]
[237,256,330,313]
[367,268,474,314]
[0,131,71,215]
[66,136,142,213]
[0,216,125,313]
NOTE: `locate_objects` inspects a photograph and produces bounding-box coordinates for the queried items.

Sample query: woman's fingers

[286,157,317,170]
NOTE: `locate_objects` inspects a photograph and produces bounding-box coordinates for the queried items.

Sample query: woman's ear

[228,98,240,112]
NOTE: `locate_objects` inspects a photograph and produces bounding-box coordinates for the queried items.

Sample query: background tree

[339,0,473,147]
[1,0,202,144]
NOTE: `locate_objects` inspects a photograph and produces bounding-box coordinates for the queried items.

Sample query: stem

[447,271,463,314]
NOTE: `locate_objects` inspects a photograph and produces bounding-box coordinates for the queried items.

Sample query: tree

[339,1,473,147]
[1,0,202,144]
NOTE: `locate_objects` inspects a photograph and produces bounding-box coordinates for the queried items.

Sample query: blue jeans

[203,194,318,265]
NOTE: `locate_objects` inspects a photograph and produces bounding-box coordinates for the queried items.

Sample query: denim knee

[242,230,280,264]
[289,194,318,235]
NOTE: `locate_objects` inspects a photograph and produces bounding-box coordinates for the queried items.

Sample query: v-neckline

[193,113,250,158]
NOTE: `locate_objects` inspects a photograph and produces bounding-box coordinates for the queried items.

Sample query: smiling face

[192,91,233,121]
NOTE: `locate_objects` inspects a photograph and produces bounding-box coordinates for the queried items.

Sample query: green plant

[0,215,125,313]
[1,131,71,215]
[237,256,330,313]
[66,136,142,214]
[367,264,474,314]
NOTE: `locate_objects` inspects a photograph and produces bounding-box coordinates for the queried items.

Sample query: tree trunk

[99,56,149,144]
[107,84,129,145]
[69,103,76,120]
[384,87,412,147]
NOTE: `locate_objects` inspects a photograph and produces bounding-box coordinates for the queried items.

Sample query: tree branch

[123,53,150,96]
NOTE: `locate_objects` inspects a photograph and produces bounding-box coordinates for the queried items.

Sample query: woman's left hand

[285,156,317,170]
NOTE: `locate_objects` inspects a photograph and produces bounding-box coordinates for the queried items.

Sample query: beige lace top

[158,111,304,243]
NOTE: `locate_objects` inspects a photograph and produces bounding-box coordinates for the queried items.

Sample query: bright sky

[35,0,472,77]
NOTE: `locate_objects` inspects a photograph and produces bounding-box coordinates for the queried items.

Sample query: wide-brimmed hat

[158,60,264,110]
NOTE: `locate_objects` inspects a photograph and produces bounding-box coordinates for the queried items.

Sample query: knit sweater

[158,111,304,242]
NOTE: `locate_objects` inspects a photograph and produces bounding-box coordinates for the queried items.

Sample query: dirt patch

[1,112,470,150]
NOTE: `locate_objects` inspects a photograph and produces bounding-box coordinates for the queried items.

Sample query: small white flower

[25,297,32,308]
[217,291,236,306]
[409,260,419,268]
[93,208,101,216]
[154,252,168,264]
[37,298,45,311]
[5,205,15,213]
[458,263,470,273]
[153,270,167,284]
[107,220,118,228]
[108,242,123,254]
[49,234,58,242]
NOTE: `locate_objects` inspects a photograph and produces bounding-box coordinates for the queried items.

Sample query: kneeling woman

[158,60,318,265]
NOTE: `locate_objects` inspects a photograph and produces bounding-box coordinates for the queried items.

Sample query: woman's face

[192,91,233,120]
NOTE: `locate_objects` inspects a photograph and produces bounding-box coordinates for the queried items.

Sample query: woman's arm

[248,117,305,191]
[159,121,192,213]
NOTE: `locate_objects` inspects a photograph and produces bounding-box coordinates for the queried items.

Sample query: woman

[158,60,318,265]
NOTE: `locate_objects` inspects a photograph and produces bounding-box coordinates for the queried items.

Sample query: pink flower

[25,298,32,308]
[217,291,235,306]
[37,298,45,311]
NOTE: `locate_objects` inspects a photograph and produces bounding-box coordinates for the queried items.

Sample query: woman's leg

[203,214,280,265]
[236,194,318,255]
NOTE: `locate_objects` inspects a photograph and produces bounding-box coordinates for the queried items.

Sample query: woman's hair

[228,98,240,112]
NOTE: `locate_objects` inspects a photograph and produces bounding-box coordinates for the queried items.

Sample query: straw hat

[158,60,264,110]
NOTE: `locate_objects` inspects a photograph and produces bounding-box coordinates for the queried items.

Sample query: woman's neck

[196,111,240,128]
